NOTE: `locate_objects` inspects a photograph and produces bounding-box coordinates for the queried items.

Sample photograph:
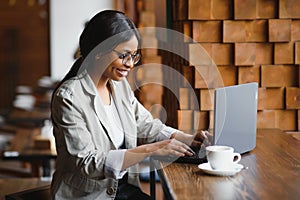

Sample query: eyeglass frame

[112,49,141,65]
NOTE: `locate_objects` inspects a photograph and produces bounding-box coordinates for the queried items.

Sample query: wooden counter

[0,178,50,200]
[150,129,300,200]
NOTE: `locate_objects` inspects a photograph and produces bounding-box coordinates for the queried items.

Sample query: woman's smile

[115,67,130,77]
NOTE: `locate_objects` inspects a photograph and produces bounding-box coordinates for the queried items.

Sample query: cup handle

[233,153,241,163]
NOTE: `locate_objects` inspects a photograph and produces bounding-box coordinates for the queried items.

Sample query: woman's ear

[95,53,101,60]
[95,51,109,60]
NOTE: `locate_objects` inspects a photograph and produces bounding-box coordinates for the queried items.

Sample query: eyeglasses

[112,49,141,65]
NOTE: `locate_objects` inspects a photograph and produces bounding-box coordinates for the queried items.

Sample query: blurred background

[0,0,299,133]
[0,0,300,199]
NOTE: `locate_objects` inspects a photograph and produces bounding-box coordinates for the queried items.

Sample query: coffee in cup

[206,145,241,170]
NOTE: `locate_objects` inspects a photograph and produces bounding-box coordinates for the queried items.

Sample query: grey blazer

[50,70,166,199]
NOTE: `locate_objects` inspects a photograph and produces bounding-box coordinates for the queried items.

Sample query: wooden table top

[1,128,56,177]
[7,108,51,128]
[152,129,300,200]
[2,128,56,160]
[0,178,50,200]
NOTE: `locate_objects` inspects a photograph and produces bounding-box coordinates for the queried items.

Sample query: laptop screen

[213,82,258,154]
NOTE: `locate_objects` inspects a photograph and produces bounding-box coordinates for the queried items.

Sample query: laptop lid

[213,82,258,154]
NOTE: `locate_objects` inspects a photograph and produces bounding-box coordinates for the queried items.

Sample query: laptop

[213,82,258,154]
[156,82,258,164]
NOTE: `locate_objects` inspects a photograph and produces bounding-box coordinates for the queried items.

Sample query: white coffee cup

[206,145,241,170]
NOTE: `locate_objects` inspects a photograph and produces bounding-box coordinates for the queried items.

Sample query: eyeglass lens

[123,53,140,65]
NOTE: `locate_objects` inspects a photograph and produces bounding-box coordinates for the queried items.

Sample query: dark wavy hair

[56,10,141,87]
[80,10,141,58]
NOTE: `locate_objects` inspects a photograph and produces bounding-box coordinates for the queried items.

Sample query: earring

[95,54,101,60]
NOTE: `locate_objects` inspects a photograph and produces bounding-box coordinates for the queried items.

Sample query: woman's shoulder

[54,75,85,98]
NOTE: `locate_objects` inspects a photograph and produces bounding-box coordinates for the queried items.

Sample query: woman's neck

[87,65,111,105]
[96,77,111,105]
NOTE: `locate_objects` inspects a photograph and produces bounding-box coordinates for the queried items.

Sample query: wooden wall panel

[211,0,233,19]
[256,0,278,19]
[257,110,276,129]
[194,111,209,130]
[261,65,298,87]
[194,65,219,89]
[292,20,300,41]
[255,43,273,65]
[235,43,256,65]
[218,66,237,86]
[189,0,232,20]
[188,0,211,20]
[193,21,222,42]
[286,87,300,109]
[258,88,285,110]
[234,0,256,19]
[178,110,193,130]
[163,0,300,131]
[268,19,291,42]
[182,66,194,87]
[296,42,300,64]
[223,20,248,42]
[189,43,213,66]
[0,1,50,110]
[275,110,297,131]
[133,0,165,121]
[211,44,234,65]
[173,0,188,20]
[279,0,300,19]
[274,43,294,64]
[223,20,267,42]
[179,88,190,110]
[200,89,214,111]
[238,66,260,85]
[257,110,296,130]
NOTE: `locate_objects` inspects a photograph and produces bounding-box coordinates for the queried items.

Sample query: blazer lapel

[110,81,136,149]
[80,71,118,149]
[93,95,118,149]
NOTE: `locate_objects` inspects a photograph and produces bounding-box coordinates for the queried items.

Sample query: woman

[51,10,206,199]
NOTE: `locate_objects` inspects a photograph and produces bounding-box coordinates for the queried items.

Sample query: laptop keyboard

[175,154,207,164]
[151,148,207,165]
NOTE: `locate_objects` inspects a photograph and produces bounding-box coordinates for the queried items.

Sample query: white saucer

[198,163,244,176]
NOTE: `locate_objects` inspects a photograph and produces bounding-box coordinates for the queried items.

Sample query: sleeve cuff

[156,126,179,141]
[104,149,127,179]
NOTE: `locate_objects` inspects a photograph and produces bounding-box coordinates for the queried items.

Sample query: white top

[103,98,124,148]
[103,95,177,179]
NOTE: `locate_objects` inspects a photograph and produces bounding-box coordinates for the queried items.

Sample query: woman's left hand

[171,130,212,150]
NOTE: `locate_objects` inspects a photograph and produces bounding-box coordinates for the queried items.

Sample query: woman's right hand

[123,139,194,170]
[147,139,194,157]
